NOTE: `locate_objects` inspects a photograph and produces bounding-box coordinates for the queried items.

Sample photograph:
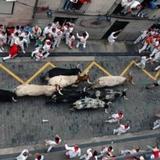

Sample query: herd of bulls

[0,66,132,110]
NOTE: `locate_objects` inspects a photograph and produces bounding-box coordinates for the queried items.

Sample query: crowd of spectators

[16,143,160,160]
[118,0,160,17]
[0,22,89,61]
[134,26,160,71]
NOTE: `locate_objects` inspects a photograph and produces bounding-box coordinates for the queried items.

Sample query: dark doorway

[54,17,77,26]
[102,20,129,39]
[112,3,124,15]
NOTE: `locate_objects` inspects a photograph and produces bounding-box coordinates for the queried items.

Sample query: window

[0,1,15,15]
[102,21,129,39]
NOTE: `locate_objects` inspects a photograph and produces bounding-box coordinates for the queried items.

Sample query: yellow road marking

[155,70,160,79]
[120,60,135,76]
[81,61,112,76]
[25,62,56,84]
[0,63,24,84]
[81,61,95,75]
[93,61,112,76]
[142,69,157,81]
[0,60,159,84]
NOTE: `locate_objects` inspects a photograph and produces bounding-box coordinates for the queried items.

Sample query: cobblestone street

[0,56,159,148]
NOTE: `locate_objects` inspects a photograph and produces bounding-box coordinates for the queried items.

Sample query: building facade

[0,0,160,40]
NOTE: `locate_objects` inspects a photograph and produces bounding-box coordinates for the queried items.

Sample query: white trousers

[76,41,86,49]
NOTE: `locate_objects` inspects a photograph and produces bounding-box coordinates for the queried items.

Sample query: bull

[48,74,91,88]
[47,87,127,104]
[0,89,17,102]
[91,74,133,88]
[40,66,81,82]
[15,84,62,97]
[88,88,128,102]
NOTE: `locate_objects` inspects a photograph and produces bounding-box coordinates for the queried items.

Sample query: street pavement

[0,55,159,150]
[0,40,138,57]
[0,40,159,159]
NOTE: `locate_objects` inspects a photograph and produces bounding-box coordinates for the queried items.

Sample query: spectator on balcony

[63,0,78,10]
[121,0,142,16]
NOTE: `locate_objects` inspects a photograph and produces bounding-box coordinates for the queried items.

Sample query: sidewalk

[0,40,139,58]
[0,129,159,160]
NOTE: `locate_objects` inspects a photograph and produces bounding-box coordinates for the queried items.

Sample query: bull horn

[83,87,86,92]
[51,94,56,99]
[87,78,93,84]
[124,96,128,100]
[55,85,63,95]
[58,89,63,95]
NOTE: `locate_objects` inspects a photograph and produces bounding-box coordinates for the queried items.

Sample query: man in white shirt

[65,144,81,159]
[108,30,121,45]
[134,30,148,44]
[76,31,89,49]
[135,56,150,69]
[16,149,29,160]
[80,148,93,160]
[113,124,130,135]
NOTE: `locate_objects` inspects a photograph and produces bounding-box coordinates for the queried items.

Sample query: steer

[92,74,133,88]
[87,88,128,102]
[40,66,81,82]
[0,89,17,102]
[15,84,62,97]
[46,87,89,104]
[72,97,107,110]
[48,74,91,88]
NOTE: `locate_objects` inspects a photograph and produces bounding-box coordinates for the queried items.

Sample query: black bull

[0,89,17,102]
[46,88,127,104]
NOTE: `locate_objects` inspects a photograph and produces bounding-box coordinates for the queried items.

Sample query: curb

[0,129,159,158]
